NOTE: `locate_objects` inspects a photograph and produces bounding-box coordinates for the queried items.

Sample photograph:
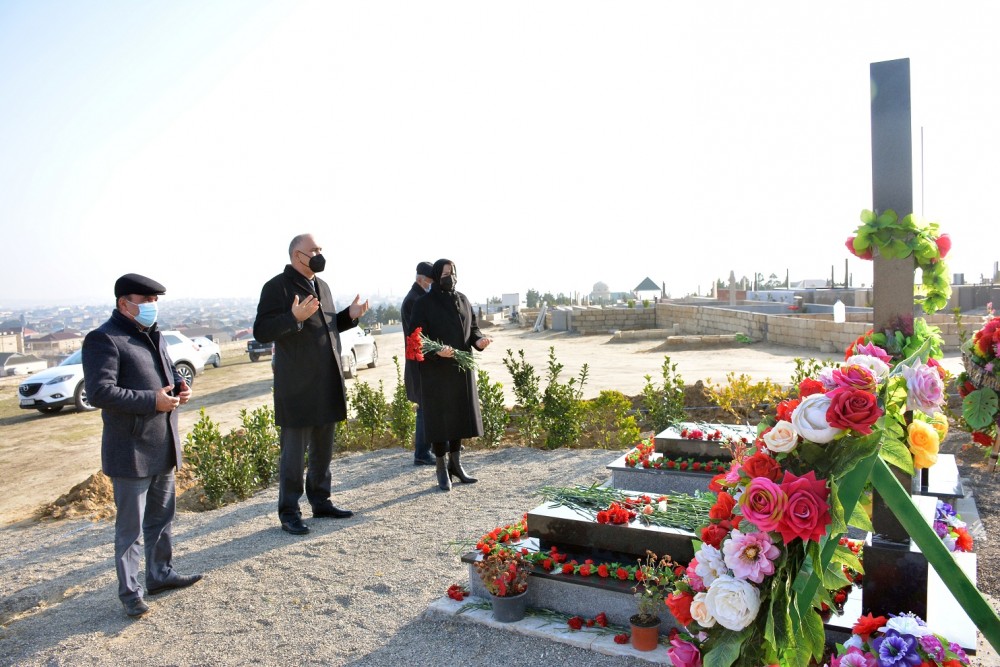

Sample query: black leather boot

[435,456,452,492]
[448,450,478,484]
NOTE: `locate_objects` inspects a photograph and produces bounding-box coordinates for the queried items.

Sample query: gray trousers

[278,423,336,522]
[111,473,176,602]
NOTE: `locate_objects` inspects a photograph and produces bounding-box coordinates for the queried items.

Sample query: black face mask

[307,253,326,273]
[439,275,456,292]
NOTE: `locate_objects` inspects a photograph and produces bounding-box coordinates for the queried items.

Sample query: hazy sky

[2,2,999,308]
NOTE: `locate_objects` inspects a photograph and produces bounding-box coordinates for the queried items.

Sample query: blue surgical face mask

[128,300,158,328]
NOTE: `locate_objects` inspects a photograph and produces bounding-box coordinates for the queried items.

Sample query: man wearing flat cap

[83,273,202,617]
[254,233,369,536]
[402,261,435,465]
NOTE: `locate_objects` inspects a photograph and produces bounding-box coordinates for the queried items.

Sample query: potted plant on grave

[475,547,530,623]
[629,550,676,651]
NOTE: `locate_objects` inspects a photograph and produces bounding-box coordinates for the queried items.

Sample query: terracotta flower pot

[490,590,528,623]
[629,615,660,651]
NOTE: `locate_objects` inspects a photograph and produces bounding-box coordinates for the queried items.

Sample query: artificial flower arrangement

[826,612,970,666]
[934,500,974,554]
[659,325,950,666]
[846,208,951,314]
[404,326,476,371]
[955,313,1000,452]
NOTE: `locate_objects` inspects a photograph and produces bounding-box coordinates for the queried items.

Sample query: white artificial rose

[762,420,799,453]
[881,615,933,638]
[689,591,716,628]
[790,393,844,444]
[703,575,761,631]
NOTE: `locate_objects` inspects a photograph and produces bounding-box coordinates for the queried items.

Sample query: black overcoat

[253,265,356,427]
[411,285,485,442]
[400,281,425,404]
[83,310,185,478]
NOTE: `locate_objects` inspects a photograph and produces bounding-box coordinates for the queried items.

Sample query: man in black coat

[401,261,435,466]
[253,233,369,536]
[83,273,202,617]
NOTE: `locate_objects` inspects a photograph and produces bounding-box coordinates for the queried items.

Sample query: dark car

[247,339,274,362]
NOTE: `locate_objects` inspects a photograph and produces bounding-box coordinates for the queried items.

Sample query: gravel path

[3,442,1000,666]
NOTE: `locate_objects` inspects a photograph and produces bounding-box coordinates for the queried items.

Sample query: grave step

[919,453,965,502]
[653,422,756,460]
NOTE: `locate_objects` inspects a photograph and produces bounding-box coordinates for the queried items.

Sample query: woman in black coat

[411,259,492,491]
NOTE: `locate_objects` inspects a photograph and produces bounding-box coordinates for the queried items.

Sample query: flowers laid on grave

[658,324,950,666]
[446,584,469,601]
[846,208,951,314]
[934,500,974,553]
[404,326,476,371]
[955,313,1000,451]
[623,439,729,473]
[826,612,970,666]
[539,484,714,533]
[475,546,529,598]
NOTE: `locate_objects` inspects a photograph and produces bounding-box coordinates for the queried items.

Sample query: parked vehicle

[340,326,378,379]
[192,336,222,368]
[17,350,91,414]
[247,339,274,362]
[161,330,206,386]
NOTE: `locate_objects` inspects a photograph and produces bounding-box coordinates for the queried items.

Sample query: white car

[18,331,204,415]
[340,326,378,378]
[192,336,222,369]
[18,349,91,414]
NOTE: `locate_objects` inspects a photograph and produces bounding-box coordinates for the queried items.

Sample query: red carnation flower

[616,567,628,580]
[852,613,887,641]
[561,563,575,575]
[597,564,609,578]
[973,431,994,448]
[567,616,584,630]
[595,612,609,627]
[614,633,630,644]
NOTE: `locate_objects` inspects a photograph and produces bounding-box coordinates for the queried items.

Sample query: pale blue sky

[2,2,999,307]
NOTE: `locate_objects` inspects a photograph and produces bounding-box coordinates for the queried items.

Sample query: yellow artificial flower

[907,420,940,469]
[928,412,949,441]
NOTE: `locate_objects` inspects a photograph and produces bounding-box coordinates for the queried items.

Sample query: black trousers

[431,439,462,457]
[278,423,335,522]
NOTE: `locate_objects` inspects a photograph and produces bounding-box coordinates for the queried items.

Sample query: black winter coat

[400,281,425,404]
[253,265,357,427]
[83,310,185,478]
[411,285,485,442]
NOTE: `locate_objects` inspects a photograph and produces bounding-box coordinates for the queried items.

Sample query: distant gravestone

[728,270,737,306]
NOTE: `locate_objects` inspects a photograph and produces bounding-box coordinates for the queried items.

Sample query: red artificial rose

[825,387,882,435]
[775,398,801,422]
[567,616,584,630]
[701,523,730,549]
[665,590,694,626]
[798,378,826,398]
[776,470,831,544]
[708,473,726,493]
[742,451,782,482]
[935,233,952,259]
[709,491,736,521]
[852,613,887,641]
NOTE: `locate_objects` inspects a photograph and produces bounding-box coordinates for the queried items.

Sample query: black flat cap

[416,261,434,277]
[114,273,167,298]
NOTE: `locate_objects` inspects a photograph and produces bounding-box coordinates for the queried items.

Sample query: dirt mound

[38,468,201,521]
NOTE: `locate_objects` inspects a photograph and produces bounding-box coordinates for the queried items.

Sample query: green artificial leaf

[853,235,872,252]
[883,238,913,259]
[860,209,877,225]
[849,499,873,532]
[766,572,788,647]
[924,293,948,314]
[802,606,826,659]
[876,209,898,226]
[823,564,852,590]
[828,479,847,534]
[898,212,918,231]
[781,644,813,667]
[703,627,748,667]
[963,388,1000,430]
[831,543,864,575]
[878,434,915,474]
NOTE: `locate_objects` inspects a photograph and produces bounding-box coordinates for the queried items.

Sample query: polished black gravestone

[653,422,756,460]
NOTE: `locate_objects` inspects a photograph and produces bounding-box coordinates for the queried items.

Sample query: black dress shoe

[281,518,310,535]
[146,573,204,596]
[313,506,353,519]
[414,456,436,466]
[122,598,149,617]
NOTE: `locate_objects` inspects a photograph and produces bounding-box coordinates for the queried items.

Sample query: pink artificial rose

[831,364,877,393]
[901,362,945,414]
[825,387,883,435]
[739,477,787,533]
[776,470,831,544]
[667,638,703,667]
[686,557,706,592]
[831,646,877,667]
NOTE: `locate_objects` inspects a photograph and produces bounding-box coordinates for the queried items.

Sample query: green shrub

[388,355,416,448]
[541,347,588,449]
[703,372,788,423]
[502,348,543,445]
[640,356,686,432]
[240,405,280,487]
[477,368,509,447]
[581,390,640,449]
[349,379,391,449]
[789,357,837,389]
